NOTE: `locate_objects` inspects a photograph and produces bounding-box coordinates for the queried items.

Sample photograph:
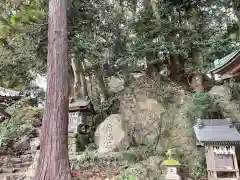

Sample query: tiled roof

[0,87,20,97]
[209,49,240,73]
[193,119,240,144]
[69,99,90,109]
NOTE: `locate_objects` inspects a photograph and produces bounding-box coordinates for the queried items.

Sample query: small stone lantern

[162,159,181,180]
[162,148,181,180]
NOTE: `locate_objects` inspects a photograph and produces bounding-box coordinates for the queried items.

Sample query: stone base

[68,133,76,155]
[165,167,181,180]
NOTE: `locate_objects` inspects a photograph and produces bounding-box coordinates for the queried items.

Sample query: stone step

[8,158,22,164]
[14,162,32,168]
[0,167,22,173]
[20,154,33,162]
[0,171,24,180]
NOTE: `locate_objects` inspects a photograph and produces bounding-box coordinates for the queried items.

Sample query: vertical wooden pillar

[232,146,240,178]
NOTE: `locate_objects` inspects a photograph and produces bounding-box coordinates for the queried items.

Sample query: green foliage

[191,156,207,179]
[75,134,90,152]
[0,98,41,149]
[122,175,135,180]
[0,0,47,88]
[166,148,182,161]
[121,146,155,163]
[0,116,32,148]
[187,92,215,121]
[228,82,240,101]
[93,95,120,114]
[155,79,176,105]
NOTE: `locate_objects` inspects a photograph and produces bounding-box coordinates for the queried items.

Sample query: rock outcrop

[209,85,240,120]
[119,77,166,146]
[108,76,124,93]
[13,136,30,151]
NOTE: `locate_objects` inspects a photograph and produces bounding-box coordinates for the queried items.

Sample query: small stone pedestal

[68,133,76,156]
[162,159,181,180]
[165,167,181,180]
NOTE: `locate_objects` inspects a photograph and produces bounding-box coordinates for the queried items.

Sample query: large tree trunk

[146,52,154,77]
[191,51,204,92]
[191,73,204,92]
[232,0,240,36]
[78,61,88,97]
[95,65,109,101]
[33,0,72,179]
[71,57,81,98]
[71,57,88,98]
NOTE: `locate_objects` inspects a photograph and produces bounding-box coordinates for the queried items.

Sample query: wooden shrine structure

[209,50,240,82]
[68,97,95,134]
[68,97,95,154]
[194,118,240,180]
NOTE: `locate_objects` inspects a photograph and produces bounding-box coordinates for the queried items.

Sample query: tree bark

[191,73,204,92]
[71,57,82,98]
[191,51,204,92]
[146,52,154,77]
[71,57,88,98]
[78,60,88,97]
[232,0,240,37]
[33,0,72,179]
[95,65,109,101]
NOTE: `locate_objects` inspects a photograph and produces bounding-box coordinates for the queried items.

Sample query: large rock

[209,85,240,120]
[94,114,129,153]
[108,77,124,93]
[120,92,165,146]
[209,85,232,101]
[13,136,30,150]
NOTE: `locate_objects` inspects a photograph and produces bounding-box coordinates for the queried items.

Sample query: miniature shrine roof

[69,98,91,111]
[193,119,240,144]
[0,87,20,97]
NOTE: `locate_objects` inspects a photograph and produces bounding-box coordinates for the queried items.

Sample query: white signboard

[68,112,82,133]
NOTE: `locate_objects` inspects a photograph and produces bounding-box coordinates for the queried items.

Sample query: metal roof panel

[194,119,240,143]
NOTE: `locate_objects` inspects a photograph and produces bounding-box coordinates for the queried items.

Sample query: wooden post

[232,146,240,178]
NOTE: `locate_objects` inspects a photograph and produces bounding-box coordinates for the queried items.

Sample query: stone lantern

[162,159,181,180]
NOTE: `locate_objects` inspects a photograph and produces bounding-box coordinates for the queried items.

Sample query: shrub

[0,98,41,149]
[227,82,240,101]
[155,81,176,105]
[187,92,215,122]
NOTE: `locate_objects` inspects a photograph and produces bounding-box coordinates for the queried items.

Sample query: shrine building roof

[194,118,240,144]
[209,49,240,74]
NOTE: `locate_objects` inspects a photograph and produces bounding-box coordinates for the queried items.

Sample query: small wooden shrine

[194,118,240,180]
[68,97,95,155]
[209,50,240,81]
[68,97,95,133]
